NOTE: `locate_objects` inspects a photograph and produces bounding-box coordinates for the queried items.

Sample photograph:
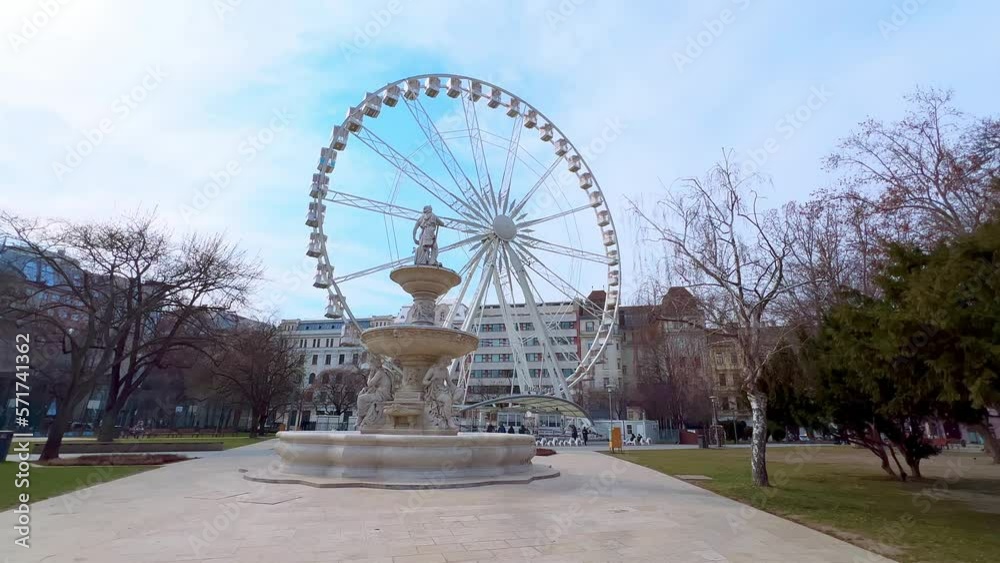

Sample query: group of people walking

[484,423,530,434]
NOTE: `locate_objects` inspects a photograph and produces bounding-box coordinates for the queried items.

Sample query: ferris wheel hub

[492,214,517,241]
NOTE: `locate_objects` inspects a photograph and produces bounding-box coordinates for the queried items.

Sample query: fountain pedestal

[247,264,559,489]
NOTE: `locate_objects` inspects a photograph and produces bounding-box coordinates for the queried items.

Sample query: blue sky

[2,0,998,320]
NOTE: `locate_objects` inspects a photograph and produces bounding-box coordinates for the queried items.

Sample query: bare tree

[1,211,262,450]
[778,196,883,327]
[628,297,713,430]
[825,87,1000,245]
[2,213,149,460]
[204,322,303,437]
[630,151,795,487]
[93,223,262,441]
[313,365,366,420]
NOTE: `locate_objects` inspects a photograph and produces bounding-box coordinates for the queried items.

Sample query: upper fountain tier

[360,265,478,363]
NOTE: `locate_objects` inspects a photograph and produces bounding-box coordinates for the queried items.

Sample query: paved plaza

[3,442,893,563]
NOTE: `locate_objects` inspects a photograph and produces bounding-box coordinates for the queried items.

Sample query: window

[325,354,331,365]
[559,321,576,330]
[603,377,610,387]
[322,373,330,384]
[311,355,318,365]
[22,261,40,281]
[308,373,316,384]
[338,354,345,365]
[585,321,595,332]
[718,373,727,387]
[352,353,359,365]
[727,396,737,411]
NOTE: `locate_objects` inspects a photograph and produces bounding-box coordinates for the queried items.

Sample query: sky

[1,0,998,321]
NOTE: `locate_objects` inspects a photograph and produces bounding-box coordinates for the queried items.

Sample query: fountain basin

[361,325,478,365]
[390,266,461,299]
[244,431,559,489]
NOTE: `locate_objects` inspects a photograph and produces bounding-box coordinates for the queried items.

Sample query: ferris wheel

[305,74,620,401]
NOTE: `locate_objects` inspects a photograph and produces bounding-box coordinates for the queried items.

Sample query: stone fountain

[246,206,559,488]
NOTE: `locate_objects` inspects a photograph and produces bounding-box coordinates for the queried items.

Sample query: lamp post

[605,384,613,437]
[709,395,721,447]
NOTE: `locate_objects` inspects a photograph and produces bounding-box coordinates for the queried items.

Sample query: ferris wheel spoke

[451,242,499,401]
[352,126,490,225]
[459,242,498,333]
[517,203,593,229]
[403,97,495,220]
[504,244,570,398]
[518,235,611,264]
[508,157,561,219]
[325,190,486,235]
[511,243,605,318]
[441,240,490,326]
[461,95,499,215]
[490,264,536,395]
[334,234,484,284]
[498,115,523,214]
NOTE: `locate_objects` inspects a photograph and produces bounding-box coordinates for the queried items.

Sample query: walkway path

[3,442,893,562]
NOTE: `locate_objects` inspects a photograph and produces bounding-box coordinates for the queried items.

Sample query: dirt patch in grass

[39,454,192,466]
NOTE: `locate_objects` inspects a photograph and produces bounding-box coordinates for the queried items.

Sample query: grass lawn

[0,461,151,511]
[25,433,275,451]
[614,446,1000,563]
[109,434,275,450]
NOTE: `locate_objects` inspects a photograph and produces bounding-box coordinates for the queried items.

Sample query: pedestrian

[497,423,506,434]
[582,426,589,446]
[571,425,578,441]
[507,425,515,434]
[486,423,494,433]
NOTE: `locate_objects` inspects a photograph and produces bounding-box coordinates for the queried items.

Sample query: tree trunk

[971,421,1000,464]
[747,390,770,487]
[39,406,73,462]
[96,403,122,442]
[249,408,261,438]
[887,443,908,482]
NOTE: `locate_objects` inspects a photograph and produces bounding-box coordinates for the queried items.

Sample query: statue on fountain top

[413,205,445,267]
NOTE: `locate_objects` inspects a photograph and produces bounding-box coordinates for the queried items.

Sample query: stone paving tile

[0,443,896,563]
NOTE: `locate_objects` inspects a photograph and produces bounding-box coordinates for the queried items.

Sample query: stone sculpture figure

[413,205,445,267]
[422,358,457,430]
[356,356,392,430]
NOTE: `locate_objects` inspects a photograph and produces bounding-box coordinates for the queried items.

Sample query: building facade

[465,300,582,401]
[278,315,392,429]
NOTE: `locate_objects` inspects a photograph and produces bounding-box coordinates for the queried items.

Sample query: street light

[708,395,721,448]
